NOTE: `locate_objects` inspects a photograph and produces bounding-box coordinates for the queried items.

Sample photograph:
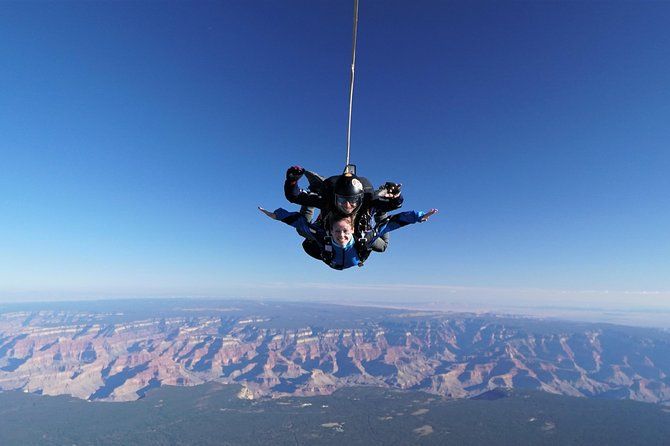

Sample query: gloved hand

[286,165,305,182]
[382,182,402,196]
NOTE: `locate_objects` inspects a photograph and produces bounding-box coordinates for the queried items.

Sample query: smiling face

[339,199,357,215]
[330,218,354,246]
[335,194,362,215]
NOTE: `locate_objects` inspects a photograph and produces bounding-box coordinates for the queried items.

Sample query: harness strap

[321,235,336,267]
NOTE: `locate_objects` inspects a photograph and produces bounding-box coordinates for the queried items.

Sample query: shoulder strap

[354,236,371,267]
[321,235,346,270]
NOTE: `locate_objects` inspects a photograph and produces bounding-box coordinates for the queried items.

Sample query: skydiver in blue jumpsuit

[258,206,438,270]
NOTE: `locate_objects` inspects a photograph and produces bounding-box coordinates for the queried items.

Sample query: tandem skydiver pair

[259,165,437,270]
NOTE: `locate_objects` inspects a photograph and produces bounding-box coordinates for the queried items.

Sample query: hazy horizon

[3,292,670,330]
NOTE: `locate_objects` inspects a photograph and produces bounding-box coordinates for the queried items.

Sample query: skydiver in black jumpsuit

[283,166,403,261]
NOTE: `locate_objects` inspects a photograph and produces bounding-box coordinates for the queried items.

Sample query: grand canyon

[1,299,669,405]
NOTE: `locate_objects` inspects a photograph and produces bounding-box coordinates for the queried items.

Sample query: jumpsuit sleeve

[371,194,404,212]
[368,210,426,246]
[273,208,320,243]
[284,180,324,208]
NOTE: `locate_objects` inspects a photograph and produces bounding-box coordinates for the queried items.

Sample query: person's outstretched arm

[258,206,318,241]
[420,208,438,222]
[374,208,438,239]
[258,207,277,220]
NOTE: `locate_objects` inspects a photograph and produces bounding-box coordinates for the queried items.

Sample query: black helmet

[333,173,364,215]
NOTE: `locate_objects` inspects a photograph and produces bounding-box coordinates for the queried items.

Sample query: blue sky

[1,1,669,309]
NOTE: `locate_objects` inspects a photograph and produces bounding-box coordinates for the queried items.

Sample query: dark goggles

[336,195,362,207]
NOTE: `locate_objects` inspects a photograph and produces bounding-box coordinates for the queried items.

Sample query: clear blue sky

[1,1,669,308]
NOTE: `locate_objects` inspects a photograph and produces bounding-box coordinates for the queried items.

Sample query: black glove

[383,182,402,196]
[286,165,305,182]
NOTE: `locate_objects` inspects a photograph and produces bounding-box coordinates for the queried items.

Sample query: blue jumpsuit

[273,208,427,270]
